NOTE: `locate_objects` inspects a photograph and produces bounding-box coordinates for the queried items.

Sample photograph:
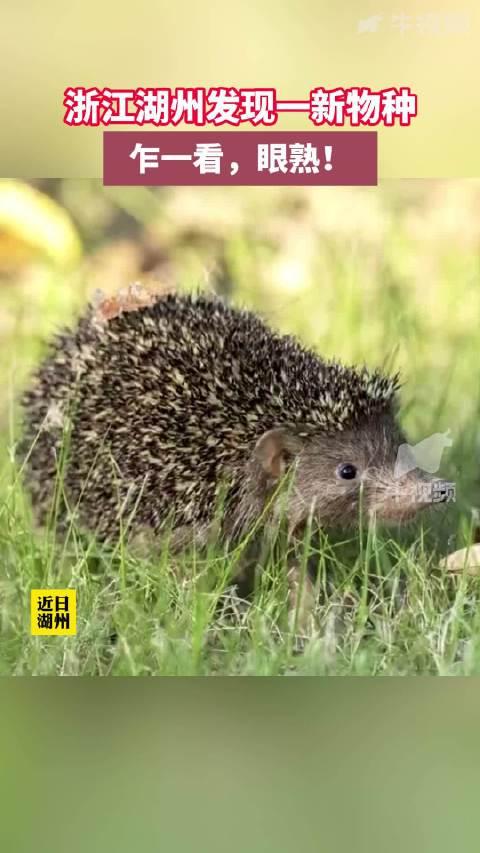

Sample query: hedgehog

[20,289,437,613]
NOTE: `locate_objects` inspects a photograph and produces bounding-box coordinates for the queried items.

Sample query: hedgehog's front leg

[246,426,319,634]
[286,562,316,634]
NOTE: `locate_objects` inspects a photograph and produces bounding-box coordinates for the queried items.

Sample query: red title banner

[103,132,377,187]
[66,87,417,127]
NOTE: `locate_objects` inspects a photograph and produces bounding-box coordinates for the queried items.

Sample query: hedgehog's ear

[254,427,302,481]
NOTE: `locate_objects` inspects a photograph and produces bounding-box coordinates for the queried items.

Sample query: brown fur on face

[241,414,437,535]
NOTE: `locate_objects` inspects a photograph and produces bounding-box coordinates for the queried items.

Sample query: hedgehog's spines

[20,292,400,539]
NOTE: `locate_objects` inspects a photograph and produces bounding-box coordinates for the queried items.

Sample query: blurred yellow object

[0,180,81,273]
[441,544,480,576]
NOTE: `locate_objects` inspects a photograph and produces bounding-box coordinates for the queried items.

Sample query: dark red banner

[103,131,377,186]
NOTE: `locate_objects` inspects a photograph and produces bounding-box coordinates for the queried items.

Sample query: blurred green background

[2,679,480,852]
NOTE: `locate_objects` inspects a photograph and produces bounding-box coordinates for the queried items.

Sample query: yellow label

[31,589,77,636]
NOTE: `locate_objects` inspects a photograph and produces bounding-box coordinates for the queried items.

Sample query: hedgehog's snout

[364,466,442,523]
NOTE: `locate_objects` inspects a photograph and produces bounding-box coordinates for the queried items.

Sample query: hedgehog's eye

[336,463,357,481]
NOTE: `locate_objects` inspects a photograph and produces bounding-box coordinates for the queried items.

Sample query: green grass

[2,481,480,675]
[1,181,480,675]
